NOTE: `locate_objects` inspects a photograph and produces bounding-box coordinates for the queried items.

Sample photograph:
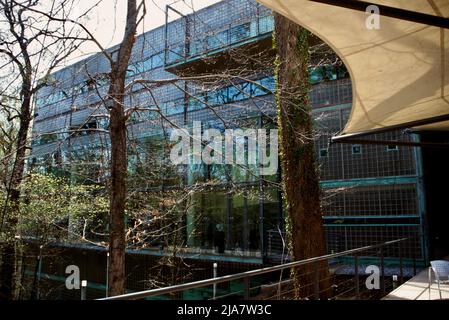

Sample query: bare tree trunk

[107,88,128,297]
[274,14,328,299]
[0,0,99,299]
[0,80,32,300]
[106,0,139,297]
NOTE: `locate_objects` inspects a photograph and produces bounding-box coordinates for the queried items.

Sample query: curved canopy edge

[257,0,449,138]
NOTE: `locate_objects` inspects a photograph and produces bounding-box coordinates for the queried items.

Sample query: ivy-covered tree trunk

[274,13,328,299]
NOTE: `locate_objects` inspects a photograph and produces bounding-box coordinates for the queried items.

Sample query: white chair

[428,260,449,300]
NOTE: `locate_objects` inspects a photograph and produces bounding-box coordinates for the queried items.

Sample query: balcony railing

[99,237,420,300]
[163,1,274,73]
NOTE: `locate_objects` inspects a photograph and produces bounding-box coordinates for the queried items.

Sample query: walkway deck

[384,258,449,300]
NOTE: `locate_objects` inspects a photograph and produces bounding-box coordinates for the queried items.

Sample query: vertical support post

[339,109,346,180]
[413,251,417,276]
[81,280,87,300]
[314,261,320,300]
[243,191,249,252]
[213,263,217,300]
[392,275,398,290]
[412,133,429,265]
[258,115,265,259]
[163,5,169,67]
[258,179,264,258]
[256,1,260,35]
[183,83,188,126]
[399,243,404,284]
[354,254,360,299]
[18,253,26,300]
[380,247,385,295]
[181,81,189,246]
[184,14,190,62]
[106,252,109,297]
[268,232,272,256]
[36,245,43,300]
[243,276,250,300]
[226,193,232,251]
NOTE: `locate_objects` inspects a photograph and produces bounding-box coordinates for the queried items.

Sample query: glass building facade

[29,0,427,266]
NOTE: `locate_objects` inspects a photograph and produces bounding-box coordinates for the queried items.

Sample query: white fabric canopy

[257,0,449,138]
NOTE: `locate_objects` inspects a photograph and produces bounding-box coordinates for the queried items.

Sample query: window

[227,82,253,102]
[98,118,109,129]
[189,40,204,56]
[38,89,66,108]
[188,96,206,112]
[310,67,325,84]
[151,52,164,69]
[165,99,185,115]
[230,23,250,43]
[166,45,184,64]
[206,35,220,51]
[250,20,258,37]
[141,57,152,71]
[336,65,349,79]
[319,148,328,158]
[94,75,110,88]
[186,192,227,250]
[72,121,98,136]
[71,83,87,96]
[86,79,96,92]
[135,108,160,121]
[217,30,229,46]
[351,144,362,155]
[387,145,399,151]
[259,16,274,34]
[207,88,228,106]
[309,65,349,84]
[36,98,45,108]
[38,133,58,146]
[324,65,338,81]
[257,77,275,94]
[238,82,252,100]
[126,51,165,78]
[126,63,141,77]
[111,49,119,61]
[253,81,267,97]
[227,86,241,102]
[206,30,228,51]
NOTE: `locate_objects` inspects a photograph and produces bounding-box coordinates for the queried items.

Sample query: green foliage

[10,172,108,244]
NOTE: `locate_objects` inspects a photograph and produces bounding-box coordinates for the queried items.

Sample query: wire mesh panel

[322,184,419,217]
[164,0,273,66]
[315,108,418,180]
[325,226,422,263]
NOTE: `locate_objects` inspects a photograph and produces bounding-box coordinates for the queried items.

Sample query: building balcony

[164,14,276,75]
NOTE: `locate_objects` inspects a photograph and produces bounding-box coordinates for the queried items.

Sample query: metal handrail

[99,238,408,300]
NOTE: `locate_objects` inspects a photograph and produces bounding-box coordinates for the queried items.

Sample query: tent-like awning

[257,0,449,142]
